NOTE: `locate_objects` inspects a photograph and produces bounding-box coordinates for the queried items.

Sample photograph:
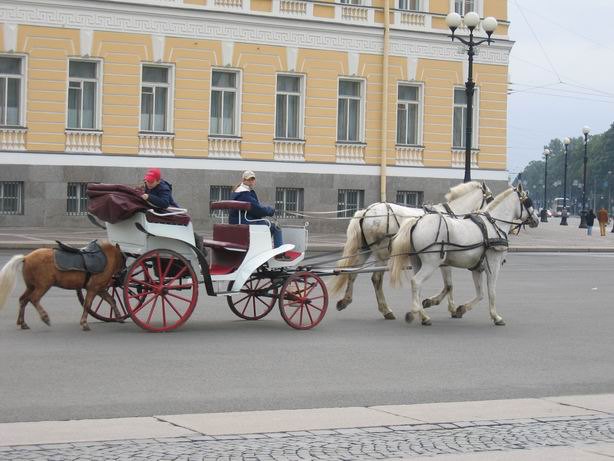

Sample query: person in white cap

[229,170,288,259]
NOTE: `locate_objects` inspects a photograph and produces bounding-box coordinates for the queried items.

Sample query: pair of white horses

[331,182,538,326]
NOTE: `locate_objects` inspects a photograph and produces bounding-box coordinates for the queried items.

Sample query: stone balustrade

[208,136,242,158]
[138,132,175,156]
[451,148,479,168]
[65,130,103,154]
[274,139,305,161]
[395,145,424,166]
[0,127,27,151]
[336,143,366,163]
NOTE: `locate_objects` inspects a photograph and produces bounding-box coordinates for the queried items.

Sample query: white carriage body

[105,209,307,293]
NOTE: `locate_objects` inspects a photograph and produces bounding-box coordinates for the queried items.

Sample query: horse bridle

[480,182,495,209]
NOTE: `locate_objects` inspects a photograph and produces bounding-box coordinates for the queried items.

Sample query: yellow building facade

[0,0,512,229]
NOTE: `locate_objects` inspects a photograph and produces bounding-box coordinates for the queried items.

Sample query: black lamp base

[540,209,548,223]
[579,210,587,229]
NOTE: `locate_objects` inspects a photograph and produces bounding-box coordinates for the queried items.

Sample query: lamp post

[579,126,591,228]
[445,11,498,183]
[561,137,571,225]
[541,148,551,222]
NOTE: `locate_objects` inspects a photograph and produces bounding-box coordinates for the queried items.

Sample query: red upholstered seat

[145,211,191,226]
[205,224,250,275]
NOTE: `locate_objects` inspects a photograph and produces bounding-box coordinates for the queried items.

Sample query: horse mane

[444,181,480,202]
[485,187,514,211]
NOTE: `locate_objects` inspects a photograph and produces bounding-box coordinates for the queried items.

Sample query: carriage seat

[145,210,191,226]
[202,224,250,252]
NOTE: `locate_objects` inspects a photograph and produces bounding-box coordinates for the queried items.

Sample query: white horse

[389,184,538,326]
[330,181,493,319]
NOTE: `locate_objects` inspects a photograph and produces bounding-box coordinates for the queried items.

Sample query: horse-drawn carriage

[84,184,328,332]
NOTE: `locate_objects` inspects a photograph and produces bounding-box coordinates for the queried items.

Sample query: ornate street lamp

[579,126,591,228]
[561,137,571,225]
[541,148,551,222]
[445,11,498,183]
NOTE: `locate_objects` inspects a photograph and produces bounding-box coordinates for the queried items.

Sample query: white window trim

[209,67,242,137]
[66,58,103,131]
[0,54,27,128]
[396,81,424,146]
[336,76,366,143]
[449,0,482,16]
[398,0,420,11]
[139,62,175,133]
[274,73,305,140]
[452,85,479,149]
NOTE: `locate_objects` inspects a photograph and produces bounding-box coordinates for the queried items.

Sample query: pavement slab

[545,393,614,414]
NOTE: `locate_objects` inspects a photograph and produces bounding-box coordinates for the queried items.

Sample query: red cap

[144,168,161,182]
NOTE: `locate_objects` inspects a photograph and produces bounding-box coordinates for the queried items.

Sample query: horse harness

[359,202,401,249]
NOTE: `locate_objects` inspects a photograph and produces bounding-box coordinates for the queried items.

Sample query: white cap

[242,170,256,180]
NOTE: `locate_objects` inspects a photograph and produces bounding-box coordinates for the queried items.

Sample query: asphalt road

[0,251,612,423]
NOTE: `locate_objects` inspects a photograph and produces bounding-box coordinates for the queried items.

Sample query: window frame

[396,82,423,146]
[0,54,26,128]
[66,182,89,215]
[337,188,364,218]
[454,0,476,15]
[274,73,305,140]
[209,185,233,218]
[452,86,479,149]
[336,77,366,143]
[139,63,174,134]
[66,58,102,131]
[398,0,420,11]
[275,187,304,219]
[0,181,24,215]
[396,190,423,208]
[209,68,242,137]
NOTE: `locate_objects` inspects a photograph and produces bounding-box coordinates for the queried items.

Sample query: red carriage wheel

[77,276,130,322]
[279,271,328,330]
[226,277,278,320]
[123,249,198,332]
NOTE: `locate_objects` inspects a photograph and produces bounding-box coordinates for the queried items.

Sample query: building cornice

[0,0,511,65]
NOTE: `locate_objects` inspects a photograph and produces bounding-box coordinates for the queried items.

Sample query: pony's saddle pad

[53,240,107,273]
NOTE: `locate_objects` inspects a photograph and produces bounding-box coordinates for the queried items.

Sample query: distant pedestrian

[597,207,609,236]
[586,209,596,236]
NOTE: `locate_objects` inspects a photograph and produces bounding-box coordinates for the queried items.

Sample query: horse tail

[329,209,366,295]
[389,217,419,287]
[0,255,25,311]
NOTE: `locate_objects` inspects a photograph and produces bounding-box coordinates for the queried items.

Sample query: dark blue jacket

[229,186,274,224]
[145,179,178,209]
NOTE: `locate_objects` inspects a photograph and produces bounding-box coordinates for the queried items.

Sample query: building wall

[0,0,512,230]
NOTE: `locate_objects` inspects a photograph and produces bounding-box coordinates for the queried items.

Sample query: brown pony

[0,241,124,331]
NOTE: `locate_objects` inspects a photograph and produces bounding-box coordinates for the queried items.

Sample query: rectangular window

[337,189,364,218]
[340,0,362,4]
[275,187,304,219]
[453,87,478,148]
[209,185,232,218]
[396,190,423,208]
[67,182,89,215]
[396,84,420,145]
[398,0,419,10]
[275,75,302,139]
[0,181,23,214]
[210,70,239,136]
[68,60,99,130]
[141,65,171,132]
[455,0,475,14]
[337,79,363,142]
[0,57,23,127]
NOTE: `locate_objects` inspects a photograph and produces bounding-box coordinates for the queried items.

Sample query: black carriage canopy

[86,183,191,225]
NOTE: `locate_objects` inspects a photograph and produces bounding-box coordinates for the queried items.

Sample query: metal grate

[67,182,89,215]
[0,181,23,215]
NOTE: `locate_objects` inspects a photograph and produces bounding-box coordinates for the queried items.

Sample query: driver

[229,170,289,260]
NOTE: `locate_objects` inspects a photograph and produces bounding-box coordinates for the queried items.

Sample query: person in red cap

[141,168,178,210]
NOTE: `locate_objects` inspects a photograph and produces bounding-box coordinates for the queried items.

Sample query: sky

[506,0,614,175]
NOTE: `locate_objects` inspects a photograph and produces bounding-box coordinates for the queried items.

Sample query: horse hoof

[20,323,30,330]
[454,306,466,318]
[82,324,91,331]
[421,319,432,326]
[42,317,50,326]
[336,301,347,311]
[494,319,506,326]
[384,312,396,320]
[405,312,415,324]
[422,299,432,309]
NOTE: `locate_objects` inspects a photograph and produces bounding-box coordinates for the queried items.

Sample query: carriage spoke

[163,295,185,319]
[129,292,157,315]
[161,256,175,280]
[145,295,159,325]
[166,291,194,303]
[161,296,167,327]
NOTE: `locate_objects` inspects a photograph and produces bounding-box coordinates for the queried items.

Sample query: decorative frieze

[208,136,241,158]
[0,127,26,151]
[395,145,424,166]
[274,139,305,161]
[451,148,478,168]
[65,129,102,154]
[336,143,365,164]
[138,132,175,156]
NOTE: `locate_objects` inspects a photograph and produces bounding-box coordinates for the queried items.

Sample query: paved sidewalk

[1,394,613,460]
[1,216,614,252]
